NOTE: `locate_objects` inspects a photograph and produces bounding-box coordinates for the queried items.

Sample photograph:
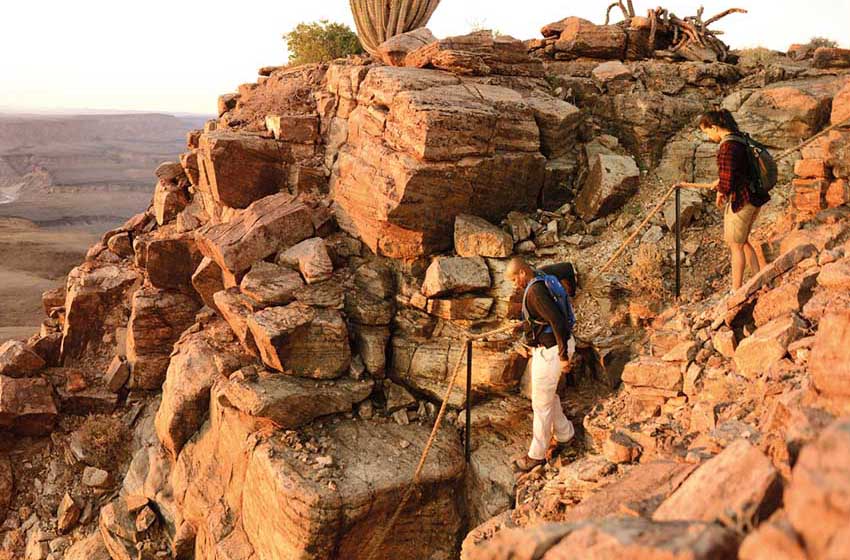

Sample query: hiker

[505,257,578,472]
[678,109,771,292]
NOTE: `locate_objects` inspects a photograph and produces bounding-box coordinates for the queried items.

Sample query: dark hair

[699,109,740,133]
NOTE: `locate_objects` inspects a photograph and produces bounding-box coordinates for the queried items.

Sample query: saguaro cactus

[349,0,442,56]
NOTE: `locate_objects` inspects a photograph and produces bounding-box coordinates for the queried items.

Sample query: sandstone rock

[104,355,130,393]
[454,215,513,258]
[784,417,850,558]
[603,431,642,463]
[354,260,395,299]
[831,80,850,125]
[469,517,738,559]
[214,288,259,354]
[813,47,850,69]
[265,114,319,143]
[196,193,314,275]
[153,181,189,226]
[753,273,817,327]
[82,466,110,488]
[661,340,698,363]
[0,340,45,378]
[406,31,544,77]
[426,297,494,321]
[592,60,632,85]
[156,320,251,457]
[654,439,781,525]
[180,150,200,187]
[242,420,464,559]
[621,357,682,391]
[792,178,827,214]
[64,533,111,560]
[524,95,582,158]
[826,178,850,208]
[144,234,203,292]
[351,324,390,376]
[733,314,806,379]
[377,28,438,66]
[248,304,350,378]
[41,286,66,314]
[818,257,850,289]
[277,237,334,284]
[421,256,490,298]
[239,261,304,306]
[57,493,81,534]
[739,513,807,560]
[663,188,703,230]
[794,158,829,178]
[61,264,141,362]
[809,311,850,398]
[106,232,134,258]
[712,329,737,358]
[0,375,57,435]
[220,370,373,429]
[191,257,225,311]
[575,153,640,221]
[127,287,201,390]
[197,131,288,209]
[99,498,140,560]
[553,18,626,59]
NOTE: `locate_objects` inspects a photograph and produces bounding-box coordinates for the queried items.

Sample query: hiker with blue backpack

[505,257,578,472]
[676,109,774,292]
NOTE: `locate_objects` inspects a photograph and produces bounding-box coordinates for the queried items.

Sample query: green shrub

[805,36,838,50]
[284,20,364,66]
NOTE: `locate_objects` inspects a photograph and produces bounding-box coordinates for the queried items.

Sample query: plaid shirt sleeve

[716,140,736,196]
[716,140,751,211]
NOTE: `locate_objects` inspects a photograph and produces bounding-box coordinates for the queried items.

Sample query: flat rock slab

[0,375,58,436]
[421,256,491,297]
[239,261,304,307]
[242,419,465,560]
[733,314,806,379]
[621,356,683,391]
[196,193,314,275]
[468,516,738,560]
[653,439,781,525]
[218,370,374,429]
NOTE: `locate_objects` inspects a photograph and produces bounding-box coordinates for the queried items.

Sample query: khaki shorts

[724,202,760,244]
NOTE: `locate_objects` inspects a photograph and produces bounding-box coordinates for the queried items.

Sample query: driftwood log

[605,2,746,62]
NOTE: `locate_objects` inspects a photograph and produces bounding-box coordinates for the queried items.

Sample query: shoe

[513,455,545,473]
[550,436,575,459]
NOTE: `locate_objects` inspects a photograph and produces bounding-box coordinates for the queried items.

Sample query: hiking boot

[549,436,575,460]
[512,455,545,473]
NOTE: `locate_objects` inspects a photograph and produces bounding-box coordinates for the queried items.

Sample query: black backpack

[722,133,778,199]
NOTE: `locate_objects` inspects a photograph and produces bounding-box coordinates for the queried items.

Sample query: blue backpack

[521,272,576,340]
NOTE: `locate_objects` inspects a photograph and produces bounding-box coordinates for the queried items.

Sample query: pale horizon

[2,0,848,115]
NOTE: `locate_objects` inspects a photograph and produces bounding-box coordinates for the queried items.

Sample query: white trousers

[528,344,575,460]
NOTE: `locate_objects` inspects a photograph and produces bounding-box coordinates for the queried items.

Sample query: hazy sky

[2,0,848,115]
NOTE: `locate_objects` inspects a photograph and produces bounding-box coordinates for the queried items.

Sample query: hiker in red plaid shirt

[678,109,770,292]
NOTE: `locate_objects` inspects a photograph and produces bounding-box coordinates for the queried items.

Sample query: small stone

[392,409,410,426]
[357,400,374,420]
[103,356,130,393]
[125,495,149,514]
[400,440,411,449]
[135,505,157,532]
[316,456,334,468]
[81,467,110,488]
[712,329,737,358]
[603,431,642,464]
[56,493,81,534]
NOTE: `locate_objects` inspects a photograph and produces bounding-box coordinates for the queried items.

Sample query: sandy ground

[0,189,150,343]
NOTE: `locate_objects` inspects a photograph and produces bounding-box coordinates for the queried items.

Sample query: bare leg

[729,242,746,291]
[744,241,760,277]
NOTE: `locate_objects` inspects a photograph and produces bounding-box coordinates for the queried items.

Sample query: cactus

[349,0,441,56]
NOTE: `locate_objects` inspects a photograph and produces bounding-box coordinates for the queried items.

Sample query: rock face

[653,439,782,525]
[575,153,640,221]
[809,311,850,398]
[241,420,464,560]
[330,66,546,259]
[784,418,850,559]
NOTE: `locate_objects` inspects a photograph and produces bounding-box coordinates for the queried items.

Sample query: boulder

[57,493,81,534]
[663,189,703,230]
[213,288,259,353]
[218,369,373,428]
[818,258,850,290]
[153,181,189,226]
[61,264,141,362]
[64,532,111,560]
[621,357,683,391]
[405,31,544,77]
[277,237,334,284]
[468,517,738,559]
[352,325,390,376]
[826,178,850,208]
[156,319,251,457]
[191,257,225,311]
[41,286,66,314]
[127,287,201,390]
[454,215,513,258]
[524,95,582,158]
[197,131,288,209]
[592,60,632,85]
[784,417,850,559]
[792,178,827,214]
[144,234,203,292]
[196,192,314,275]
[575,153,640,221]
[345,290,395,325]
[265,114,320,144]
[553,18,627,59]
[654,439,781,525]
[603,431,642,463]
[426,297,494,321]
[733,314,806,379]
[809,311,850,398]
[0,340,45,378]
[794,158,829,178]
[180,150,200,187]
[0,375,57,435]
[239,261,304,307]
[812,47,850,69]
[831,80,850,125]
[752,273,817,327]
[247,304,350,378]
[377,28,437,66]
[104,356,130,393]
[739,513,807,560]
[242,420,464,559]
[421,256,491,298]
